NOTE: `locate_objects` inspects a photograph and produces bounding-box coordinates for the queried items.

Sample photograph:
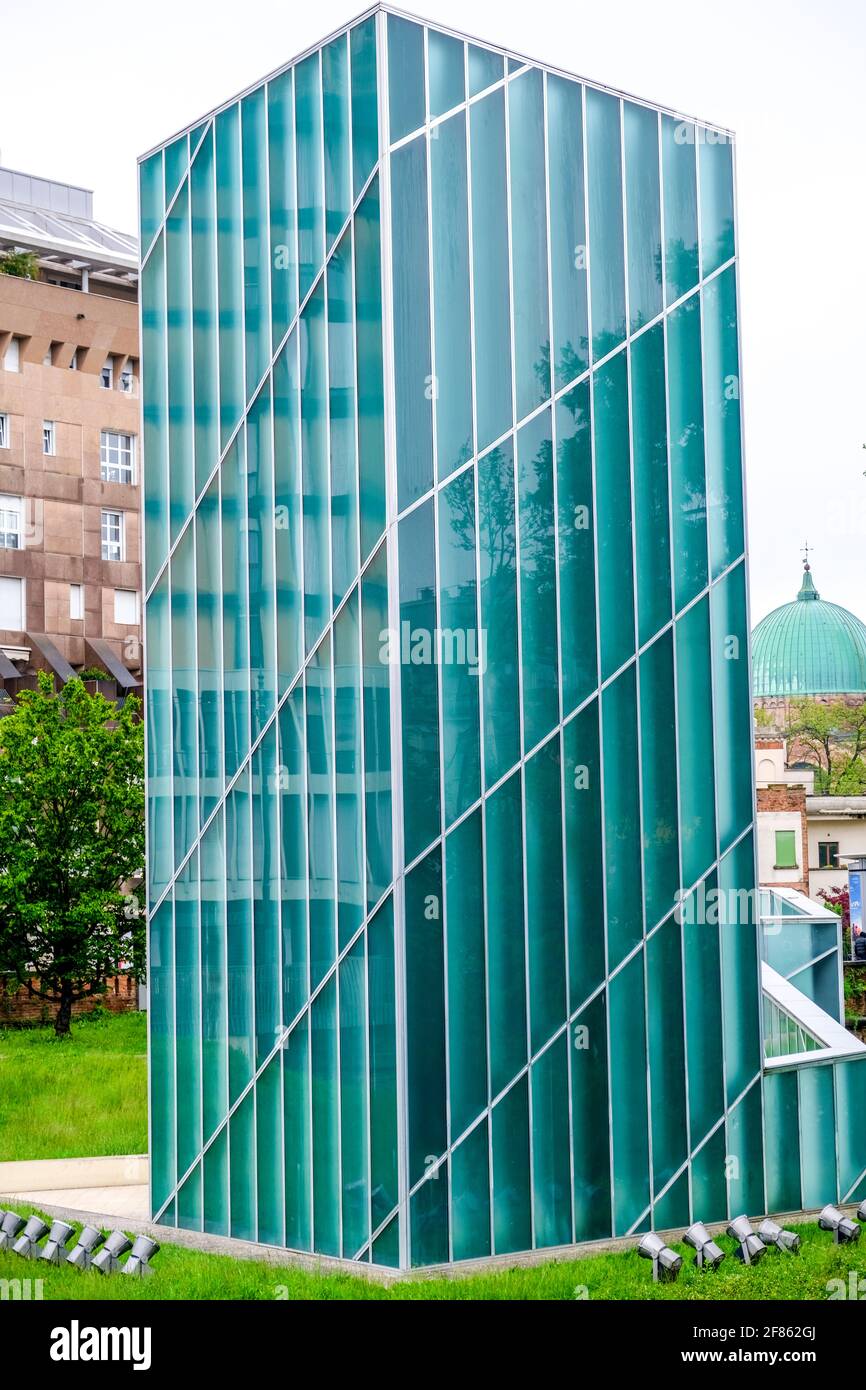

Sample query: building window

[100,358,113,390]
[0,494,22,550]
[69,350,78,371]
[818,841,840,870]
[120,359,137,394]
[0,575,23,629]
[3,337,20,372]
[0,413,8,449]
[43,420,56,455]
[775,830,798,870]
[101,509,123,562]
[114,588,139,624]
[70,583,84,620]
[100,430,135,485]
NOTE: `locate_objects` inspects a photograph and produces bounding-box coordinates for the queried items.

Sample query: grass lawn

[0,1211,858,1299]
[0,1011,147,1161]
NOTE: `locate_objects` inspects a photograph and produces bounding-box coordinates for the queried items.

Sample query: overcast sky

[1,0,862,625]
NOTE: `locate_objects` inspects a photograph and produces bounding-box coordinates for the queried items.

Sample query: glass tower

[141,6,790,1269]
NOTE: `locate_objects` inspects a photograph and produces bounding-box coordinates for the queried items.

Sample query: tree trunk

[55,981,74,1038]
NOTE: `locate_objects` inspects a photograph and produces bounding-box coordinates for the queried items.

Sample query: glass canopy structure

[140,5,866,1269]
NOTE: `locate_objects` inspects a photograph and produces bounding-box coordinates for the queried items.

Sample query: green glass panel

[334,590,364,949]
[602,664,643,969]
[350,17,379,199]
[410,1160,449,1267]
[200,809,227,1144]
[683,872,724,1143]
[547,74,588,385]
[284,1017,312,1251]
[301,282,328,651]
[322,33,351,249]
[215,105,244,448]
[667,294,707,609]
[253,723,280,1065]
[203,1125,228,1235]
[571,991,612,1240]
[139,150,163,253]
[406,847,446,1185]
[226,770,254,1102]
[340,936,369,1257]
[563,701,605,1011]
[164,132,189,205]
[190,127,218,495]
[279,689,308,1020]
[718,835,761,1103]
[609,950,650,1234]
[368,896,399,1226]
[726,1082,765,1218]
[630,322,671,646]
[509,68,550,418]
[171,526,197,867]
[150,894,175,1212]
[468,43,503,97]
[446,810,487,1137]
[531,1033,572,1248]
[328,227,358,607]
[485,771,527,1095]
[142,231,168,589]
[312,975,340,1256]
[241,86,271,398]
[256,1054,284,1246]
[146,576,172,906]
[764,1069,802,1214]
[296,52,325,302]
[274,330,303,692]
[451,1120,491,1261]
[399,499,441,861]
[387,14,425,142]
[372,1213,400,1268]
[362,545,392,910]
[661,114,698,303]
[556,383,596,714]
[306,635,336,988]
[676,596,716,887]
[437,465,481,825]
[166,178,194,542]
[517,407,558,750]
[478,439,519,785]
[699,131,735,277]
[229,1089,255,1242]
[247,382,277,742]
[624,100,662,332]
[492,1076,531,1255]
[639,631,679,931]
[470,89,512,451]
[703,265,744,578]
[392,136,433,509]
[646,913,687,1190]
[525,737,567,1052]
[268,69,298,348]
[431,111,473,481]
[221,436,250,780]
[798,1066,837,1209]
[593,351,635,681]
[175,854,202,1179]
[428,28,464,117]
[836,1059,866,1197]
[653,1170,690,1232]
[690,1122,727,1224]
[355,177,386,559]
[586,88,626,359]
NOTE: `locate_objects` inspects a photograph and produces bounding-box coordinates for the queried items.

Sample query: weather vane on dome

[802,541,814,570]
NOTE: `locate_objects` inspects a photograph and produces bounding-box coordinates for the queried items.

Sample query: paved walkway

[2,1183,149,1219]
[0,1154,148,1221]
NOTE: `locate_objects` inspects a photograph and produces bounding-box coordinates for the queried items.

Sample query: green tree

[0,250,40,280]
[783,697,866,794]
[0,675,145,1036]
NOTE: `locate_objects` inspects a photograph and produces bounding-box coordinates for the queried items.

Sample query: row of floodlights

[0,1211,159,1276]
[638,1204,865,1283]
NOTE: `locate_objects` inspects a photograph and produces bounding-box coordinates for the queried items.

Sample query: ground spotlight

[66,1224,105,1270]
[684,1222,725,1270]
[12,1215,48,1258]
[758,1218,801,1254]
[727,1215,767,1265]
[637,1232,682,1283]
[92,1231,133,1275]
[857,1201,866,1224]
[123,1234,159,1277]
[39,1220,76,1264]
[0,1211,25,1251]
[819,1205,861,1244]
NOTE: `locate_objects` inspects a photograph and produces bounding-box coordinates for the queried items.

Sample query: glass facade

[142,7,856,1271]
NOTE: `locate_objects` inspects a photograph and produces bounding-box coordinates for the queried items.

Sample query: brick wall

[756,782,810,894]
[0,974,137,1025]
